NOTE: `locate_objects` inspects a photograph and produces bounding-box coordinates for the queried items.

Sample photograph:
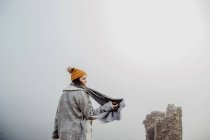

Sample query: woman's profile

[52,67,120,140]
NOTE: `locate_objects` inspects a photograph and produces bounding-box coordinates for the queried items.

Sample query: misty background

[0,0,210,140]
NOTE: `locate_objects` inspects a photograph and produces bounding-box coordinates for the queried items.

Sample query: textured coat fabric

[52,85,113,140]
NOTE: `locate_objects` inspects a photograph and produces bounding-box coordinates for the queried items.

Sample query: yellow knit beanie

[67,67,87,81]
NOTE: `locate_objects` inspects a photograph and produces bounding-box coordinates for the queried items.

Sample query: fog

[0,0,210,140]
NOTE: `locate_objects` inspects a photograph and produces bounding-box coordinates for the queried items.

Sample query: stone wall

[143,104,182,140]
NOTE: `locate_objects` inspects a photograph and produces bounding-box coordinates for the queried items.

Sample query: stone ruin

[143,104,182,140]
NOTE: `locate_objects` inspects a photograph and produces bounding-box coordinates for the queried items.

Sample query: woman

[52,67,118,140]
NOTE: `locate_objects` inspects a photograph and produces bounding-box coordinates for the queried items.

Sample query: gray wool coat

[52,85,113,140]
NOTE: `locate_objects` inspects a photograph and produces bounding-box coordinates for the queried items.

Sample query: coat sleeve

[52,102,60,139]
[77,90,113,120]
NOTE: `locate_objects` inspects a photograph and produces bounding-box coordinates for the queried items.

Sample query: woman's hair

[72,78,82,86]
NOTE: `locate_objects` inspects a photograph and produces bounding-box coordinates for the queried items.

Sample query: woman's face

[79,75,87,86]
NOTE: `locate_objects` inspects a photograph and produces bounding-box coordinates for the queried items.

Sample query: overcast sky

[0,0,210,140]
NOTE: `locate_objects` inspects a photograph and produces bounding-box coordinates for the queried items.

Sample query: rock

[143,104,182,140]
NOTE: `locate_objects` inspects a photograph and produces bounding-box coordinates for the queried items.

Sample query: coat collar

[63,83,85,92]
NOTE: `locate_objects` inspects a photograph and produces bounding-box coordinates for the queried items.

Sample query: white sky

[0,0,210,140]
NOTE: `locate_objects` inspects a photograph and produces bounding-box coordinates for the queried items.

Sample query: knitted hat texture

[67,67,87,81]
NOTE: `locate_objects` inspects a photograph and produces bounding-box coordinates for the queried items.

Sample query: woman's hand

[112,101,119,110]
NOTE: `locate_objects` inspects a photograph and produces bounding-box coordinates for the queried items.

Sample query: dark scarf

[71,83,125,123]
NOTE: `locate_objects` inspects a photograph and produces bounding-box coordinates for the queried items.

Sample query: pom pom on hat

[67,67,74,74]
[67,67,87,81]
